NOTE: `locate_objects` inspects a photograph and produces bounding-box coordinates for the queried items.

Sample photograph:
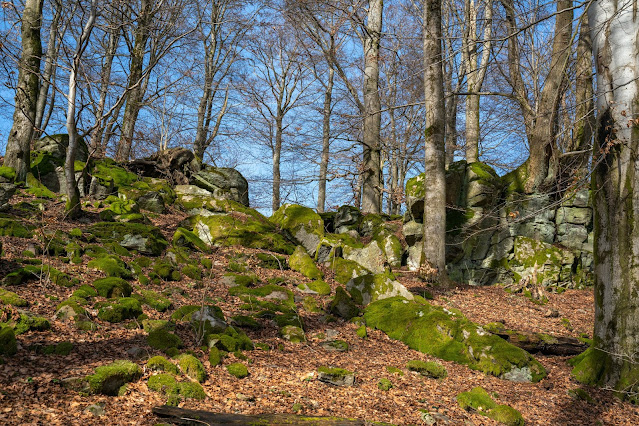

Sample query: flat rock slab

[153,406,369,425]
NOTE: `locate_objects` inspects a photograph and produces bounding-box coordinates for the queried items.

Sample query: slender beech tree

[462,0,493,163]
[65,0,99,218]
[4,0,43,182]
[422,0,447,282]
[570,0,639,399]
[360,0,383,213]
[502,0,573,192]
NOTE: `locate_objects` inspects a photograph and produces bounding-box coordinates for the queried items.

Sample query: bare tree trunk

[34,0,62,140]
[65,0,98,219]
[567,13,594,167]
[317,66,334,213]
[570,0,639,399]
[463,0,492,163]
[360,0,383,214]
[4,0,43,182]
[272,116,283,212]
[524,0,572,191]
[92,20,120,156]
[116,0,154,161]
[422,0,447,282]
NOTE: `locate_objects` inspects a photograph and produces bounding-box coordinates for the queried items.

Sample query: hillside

[0,150,636,425]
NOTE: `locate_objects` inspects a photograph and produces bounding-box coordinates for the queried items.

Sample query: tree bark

[4,0,43,182]
[577,0,639,399]
[116,0,154,161]
[65,0,98,219]
[463,0,492,163]
[360,0,383,214]
[91,17,120,157]
[317,65,334,213]
[272,115,283,212]
[34,0,62,140]
[422,0,448,282]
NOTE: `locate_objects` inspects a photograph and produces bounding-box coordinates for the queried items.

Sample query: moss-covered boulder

[192,209,294,255]
[88,222,168,256]
[192,167,249,205]
[0,326,17,356]
[147,328,183,352]
[147,356,179,374]
[297,280,331,296]
[226,362,249,379]
[510,236,576,288]
[172,227,210,253]
[343,240,387,274]
[346,270,414,306]
[334,205,361,233]
[190,305,228,336]
[86,360,142,396]
[364,297,546,382]
[288,246,323,280]
[97,298,142,323]
[229,284,295,308]
[457,387,524,426]
[328,287,360,320]
[138,290,172,312]
[280,325,305,343]
[253,252,288,270]
[177,354,206,382]
[93,277,132,298]
[151,260,181,281]
[270,204,324,256]
[1,309,51,335]
[206,326,254,352]
[88,255,132,278]
[406,360,447,379]
[331,257,371,285]
[317,366,355,386]
[315,233,363,263]
[0,289,28,307]
[0,218,34,238]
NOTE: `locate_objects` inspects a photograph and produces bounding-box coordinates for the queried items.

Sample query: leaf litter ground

[0,195,637,425]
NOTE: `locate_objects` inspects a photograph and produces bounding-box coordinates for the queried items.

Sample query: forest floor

[0,194,638,425]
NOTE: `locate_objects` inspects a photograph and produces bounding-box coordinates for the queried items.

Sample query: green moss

[0,289,28,307]
[192,212,295,255]
[231,315,261,330]
[55,297,87,319]
[328,287,360,320]
[209,347,222,366]
[152,260,180,281]
[181,264,202,280]
[377,378,393,391]
[270,203,324,238]
[0,166,16,181]
[88,222,168,256]
[406,360,447,379]
[172,227,210,253]
[88,255,132,278]
[170,305,201,322]
[253,252,288,270]
[25,172,57,199]
[93,277,132,298]
[364,297,546,382]
[289,246,323,280]
[405,174,425,199]
[96,297,142,323]
[356,324,367,338]
[5,312,51,335]
[331,258,369,285]
[178,381,206,400]
[0,326,17,356]
[317,366,353,378]
[87,360,142,396]
[201,257,212,269]
[230,284,294,307]
[570,347,609,386]
[457,387,497,414]
[487,405,525,426]
[226,362,248,378]
[92,158,139,188]
[138,290,172,312]
[0,218,33,238]
[386,366,404,376]
[147,356,179,374]
[147,373,178,396]
[147,328,183,352]
[207,327,254,352]
[177,354,206,382]
[222,272,259,287]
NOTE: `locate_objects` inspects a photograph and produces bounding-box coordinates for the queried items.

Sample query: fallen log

[152,405,368,425]
[485,323,588,356]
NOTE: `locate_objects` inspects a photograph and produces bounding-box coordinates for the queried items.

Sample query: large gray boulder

[34,134,89,162]
[191,168,249,206]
